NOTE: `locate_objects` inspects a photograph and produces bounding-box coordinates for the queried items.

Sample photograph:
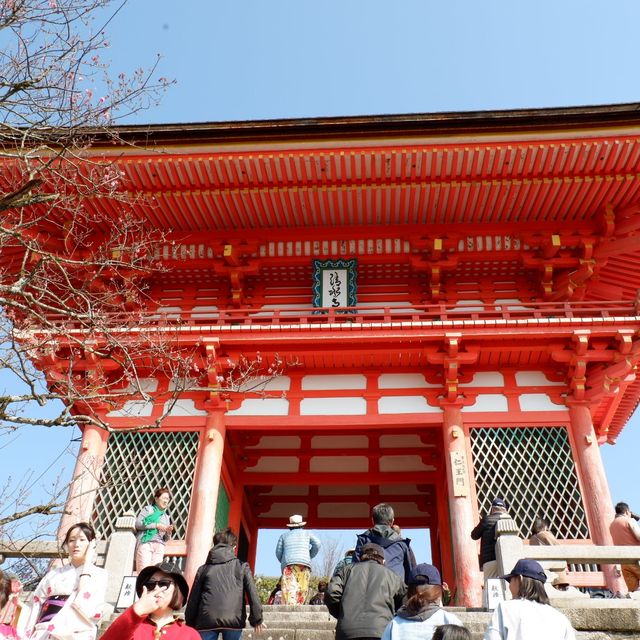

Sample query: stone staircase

[100,602,640,639]
[247,603,640,640]
[244,605,490,640]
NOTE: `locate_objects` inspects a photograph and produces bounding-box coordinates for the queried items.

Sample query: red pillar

[184,406,226,586]
[58,423,109,541]
[442,403,482,606]
[569,401,627,594]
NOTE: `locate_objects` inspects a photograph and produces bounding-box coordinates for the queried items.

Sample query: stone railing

[493,513,640,593]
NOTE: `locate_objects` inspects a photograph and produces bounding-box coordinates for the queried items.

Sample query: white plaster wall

[379,434,433,447]
[239,375,291,392]
[154,306,182,319]
[391,503,430,518]
[378,396,441,413]
[519,394,566,411]
[516,371,564,386]
[450,299,484,312]
[318,485,370,496]
[379,456,435,472]
[261,485,309,496]
[300,397,367,415]
[378,373,440,388]
[191,305,219,319]
[251,303,314,317]
[121,378,158,393]
[302,374,367,390]
[260,504,309,518]
[244,436,301,449]
[317,503,371,518]
[226,398,290,415]
[462,394,509,412]
[355,301,420,315]
[244,456,299,472]
[311,435,368,448]
[495,298,529,310]
[379,484,429,495]
[460,372,504,387]
[310,456,369,472]
[107,400,154,417]
[168,377,198,392]
[163,399,207,416]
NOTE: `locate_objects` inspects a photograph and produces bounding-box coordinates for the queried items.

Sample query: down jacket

[471,511,503,566]
[354,525,416,583]
[325,559,406,640]
[184,544,263,631]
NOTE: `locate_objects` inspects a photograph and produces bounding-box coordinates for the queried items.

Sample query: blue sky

[2,0,640,577]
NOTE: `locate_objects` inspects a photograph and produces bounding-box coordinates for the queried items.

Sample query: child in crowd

[309,581,328,605]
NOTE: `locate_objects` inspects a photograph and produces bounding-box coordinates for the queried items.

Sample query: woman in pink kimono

[20,522,108,640]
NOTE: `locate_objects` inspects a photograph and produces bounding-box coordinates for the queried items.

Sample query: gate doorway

[225,425,450,582]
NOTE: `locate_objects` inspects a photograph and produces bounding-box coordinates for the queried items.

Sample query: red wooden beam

[241,470,439,485]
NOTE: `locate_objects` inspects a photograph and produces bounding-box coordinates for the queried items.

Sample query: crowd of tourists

[6,492,639,640]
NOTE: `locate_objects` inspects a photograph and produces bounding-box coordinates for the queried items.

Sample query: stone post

[103,511,137,605]
[494,513,523,578]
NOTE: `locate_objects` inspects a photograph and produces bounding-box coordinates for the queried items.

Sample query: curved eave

[108,102,640,146]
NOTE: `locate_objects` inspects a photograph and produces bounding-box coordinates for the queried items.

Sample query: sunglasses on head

[145,579,173,591]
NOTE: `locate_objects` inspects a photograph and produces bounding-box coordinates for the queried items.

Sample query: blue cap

[408,563,442,586]
[501,559,546,583]
[492,497,507,508]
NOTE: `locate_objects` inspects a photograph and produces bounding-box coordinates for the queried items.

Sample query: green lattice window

[470,426,589,539]
[93,431,199,540]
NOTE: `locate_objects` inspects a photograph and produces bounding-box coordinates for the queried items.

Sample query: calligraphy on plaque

[450,450,469,497]
[312,258,357,310]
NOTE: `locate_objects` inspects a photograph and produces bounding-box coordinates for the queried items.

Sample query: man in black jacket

[353,503,416,584]
[185,528,265,640]
[325,542,406,640]
[470,496,508,579]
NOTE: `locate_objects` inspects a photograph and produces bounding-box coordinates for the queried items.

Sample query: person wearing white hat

[275,515,321,604]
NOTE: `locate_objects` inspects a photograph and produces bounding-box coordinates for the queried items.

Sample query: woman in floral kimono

[20,522,108,640]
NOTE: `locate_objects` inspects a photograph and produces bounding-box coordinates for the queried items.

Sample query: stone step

[100,602,640,640]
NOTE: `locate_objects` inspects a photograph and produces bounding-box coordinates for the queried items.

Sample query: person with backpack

[353,504,416,583]
[326,543,406,640]
[185,529,265,640]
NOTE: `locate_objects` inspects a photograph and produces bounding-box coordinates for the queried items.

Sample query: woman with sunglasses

[101,562,199,639]
[20,522,107,640]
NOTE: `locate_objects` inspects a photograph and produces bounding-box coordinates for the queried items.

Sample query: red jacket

[101,606,200,640]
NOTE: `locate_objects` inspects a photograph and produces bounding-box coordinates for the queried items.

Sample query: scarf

[141,505,166,543]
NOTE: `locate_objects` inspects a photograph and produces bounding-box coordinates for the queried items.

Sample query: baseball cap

[408,563,442,586]
[491,497,507,508]
[501,559,547,583]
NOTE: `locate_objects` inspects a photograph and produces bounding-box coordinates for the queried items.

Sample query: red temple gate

[13,104,640,606]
